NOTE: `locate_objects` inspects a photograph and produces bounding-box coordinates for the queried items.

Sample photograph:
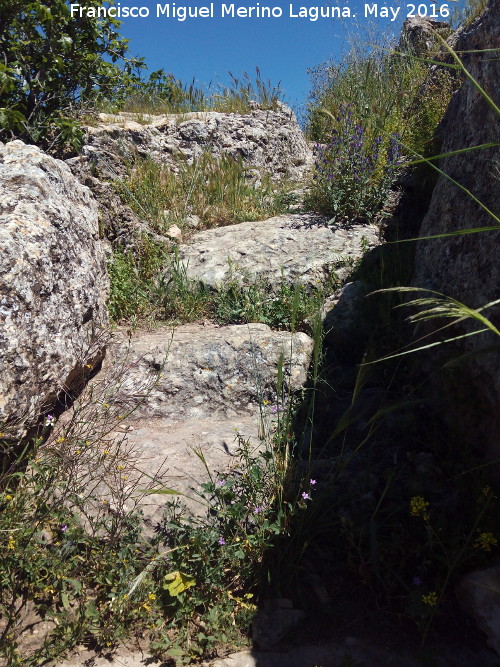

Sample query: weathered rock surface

[79,323,313,523]
[66,155,171,250]
[411,0,500,461]
[180,213,380,289]
[0,141,109,436]
[82,103,312,181]
[398,15,451,56]
[457,566,500,657]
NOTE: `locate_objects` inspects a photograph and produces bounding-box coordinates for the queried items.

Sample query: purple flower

[412,576,422,586]
[218,537,225,545]
[253,506,263,514]
[309,479,317,486]
[60,524,68,532]
[216,479,226,487]
[45,415,56,426]
[301,492,311,501]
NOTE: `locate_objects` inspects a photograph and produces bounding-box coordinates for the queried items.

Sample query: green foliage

[102,67,284,116]
[305,30,458,223]
[305,106,402,222]
[108,241,330,331]
[118,152,291,234]
[0,0,141,150]
[107,237,171,322]
[306,32,455,157]
[0,396,163,664]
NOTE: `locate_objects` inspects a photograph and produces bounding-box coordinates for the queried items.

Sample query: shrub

[0,0,142,151]
[305,104,402,222]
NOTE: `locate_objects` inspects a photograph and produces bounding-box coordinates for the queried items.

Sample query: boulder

[411,0,500,461]
[0,141,109,438]
[67,323,313,525]
[179,213,380,290]
[81,103,312,182]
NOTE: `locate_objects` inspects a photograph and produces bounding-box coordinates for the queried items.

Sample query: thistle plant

[306,104,402,223]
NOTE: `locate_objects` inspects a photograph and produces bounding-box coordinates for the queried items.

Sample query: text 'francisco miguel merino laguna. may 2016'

[70,3,451,22]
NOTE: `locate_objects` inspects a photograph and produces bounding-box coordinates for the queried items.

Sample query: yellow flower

[7,537,15,550]
[410,496,430,521]
[103,450,110,456]
[422,592,438,606]
[474,532,498,552]
[123,594,128,599]
[117,465,124,471]
[148,593,156,601]
[5,494,12,501]
[56,437,65,443]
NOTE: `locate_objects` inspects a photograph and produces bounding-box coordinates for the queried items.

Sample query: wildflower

[8,536,15,550]
[412,576,422,586]
[56,436,65,443]
[410,496,430,520]
[218,537,226,545]
[117,465,124,471]
[45,415,56,427]
[422,592,438,606]
[5,494,12,501]
[474,532,498,552]
[253,506,263,514]
[216,479,226,487]
[301,492,311,501]
[60,524,68,532]
[123,594,128,599]
[103,450,110,456]
[148,593,156,601]
[309,479,317,486]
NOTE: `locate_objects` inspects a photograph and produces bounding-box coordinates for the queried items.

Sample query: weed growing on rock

[305,105,402,222]
[0,355,172,665]
[118,152,292,234]
[108,241,331,331]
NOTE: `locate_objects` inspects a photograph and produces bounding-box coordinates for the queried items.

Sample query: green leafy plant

[0,0,143,151]
[305,104,402,222]
[117,151,292,234]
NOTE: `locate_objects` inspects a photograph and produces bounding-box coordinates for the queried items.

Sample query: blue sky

[116,0,458,113]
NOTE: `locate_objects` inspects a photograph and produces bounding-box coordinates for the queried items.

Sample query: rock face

[180,213,380,289]
[398,15,451,56]
[82,103,312,181]
[0,141,109,436]
[81,323,313,524]
[457,566,500,657]
[411,0,500,461]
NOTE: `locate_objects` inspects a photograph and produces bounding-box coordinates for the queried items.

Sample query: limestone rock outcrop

[81,103,312,181]
[76,323,313,523]
[0,141,109,437]
[179,213,380,289]
[411,0,500,460]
